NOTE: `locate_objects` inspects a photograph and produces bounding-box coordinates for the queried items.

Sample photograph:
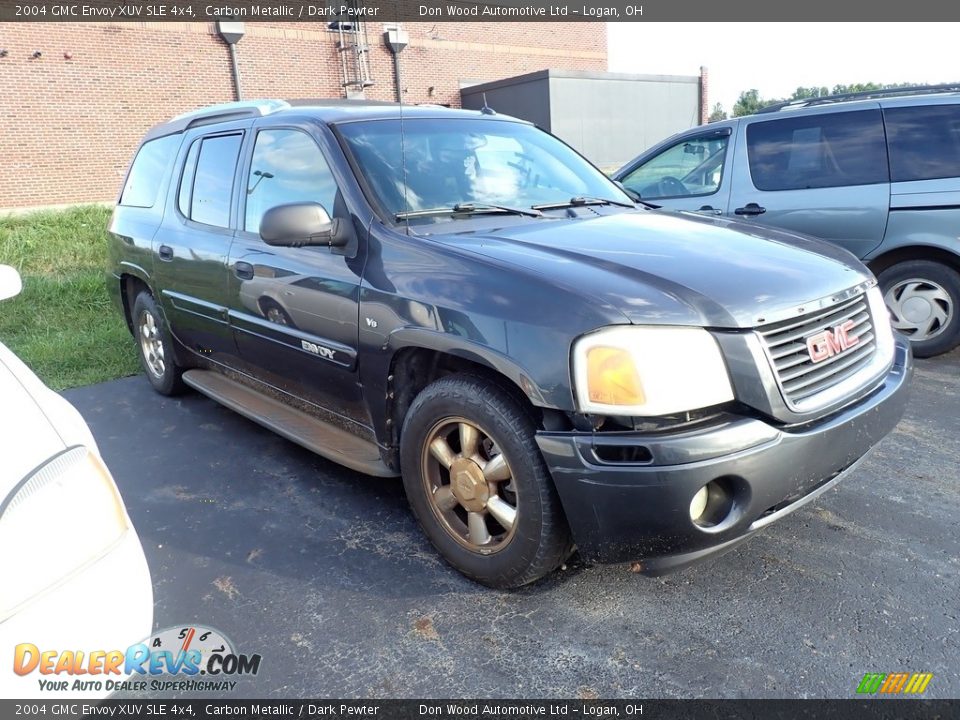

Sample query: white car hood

[0,341,72,496]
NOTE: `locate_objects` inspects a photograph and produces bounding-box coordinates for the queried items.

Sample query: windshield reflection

[338,118,632,223]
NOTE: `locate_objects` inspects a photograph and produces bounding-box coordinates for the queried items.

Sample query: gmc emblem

[806,320,860,363]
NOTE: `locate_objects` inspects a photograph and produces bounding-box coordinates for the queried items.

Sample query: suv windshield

[337,118,633,222]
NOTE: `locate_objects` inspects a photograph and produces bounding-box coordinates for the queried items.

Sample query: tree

[790,86,830,100]
[708,102,727,122]
[732,89,767,117]
[732,82,921,117]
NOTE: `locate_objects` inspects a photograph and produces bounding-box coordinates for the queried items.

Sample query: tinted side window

[886,105,960,182]
[746,110,888,191]
[188,134,243,227]
[244,129,338,233]
[120,135,180,208]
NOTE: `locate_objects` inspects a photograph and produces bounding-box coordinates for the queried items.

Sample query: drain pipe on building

[383,26,409,103]
[217,21,245,101]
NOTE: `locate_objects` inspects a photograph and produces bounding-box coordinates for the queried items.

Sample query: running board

[182,369,398,478]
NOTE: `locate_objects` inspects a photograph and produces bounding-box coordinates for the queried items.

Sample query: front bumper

[537,336,913,572]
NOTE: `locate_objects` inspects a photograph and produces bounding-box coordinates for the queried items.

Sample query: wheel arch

[867,244,960,276]
[371,333,572,472]
[118,270,151,336]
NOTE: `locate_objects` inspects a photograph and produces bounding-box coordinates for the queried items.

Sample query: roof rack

[285,98,397,107]
[169,100,291,127]
[756,83,960,114]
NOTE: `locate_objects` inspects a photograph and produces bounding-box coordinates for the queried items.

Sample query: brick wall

[0,21,607,209]
[699,65,709,124]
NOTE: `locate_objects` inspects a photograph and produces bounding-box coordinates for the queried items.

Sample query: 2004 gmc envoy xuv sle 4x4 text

[108,100,912,588]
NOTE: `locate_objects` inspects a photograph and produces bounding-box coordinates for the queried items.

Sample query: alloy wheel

[420,417,518,554]
[138,309,166,378]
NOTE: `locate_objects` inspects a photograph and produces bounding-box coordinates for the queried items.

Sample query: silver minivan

[614,87,960,357]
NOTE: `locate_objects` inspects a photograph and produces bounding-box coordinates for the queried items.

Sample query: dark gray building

[461,68,708,171]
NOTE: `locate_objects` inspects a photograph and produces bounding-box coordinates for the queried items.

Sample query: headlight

[572,326,734,416]
[0,446,129,620]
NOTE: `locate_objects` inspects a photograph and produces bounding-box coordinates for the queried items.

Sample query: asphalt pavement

[64,350,959,699]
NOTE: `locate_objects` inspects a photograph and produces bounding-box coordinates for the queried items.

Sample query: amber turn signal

[585,346,645,406]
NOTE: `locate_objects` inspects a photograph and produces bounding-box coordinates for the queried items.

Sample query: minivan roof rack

[169,99,291,127]
[756,83,960,113]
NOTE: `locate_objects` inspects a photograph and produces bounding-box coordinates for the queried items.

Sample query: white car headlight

[572,326,734,417]
[0,446,129,621]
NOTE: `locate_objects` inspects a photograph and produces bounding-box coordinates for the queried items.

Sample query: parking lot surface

[65,351,959,699]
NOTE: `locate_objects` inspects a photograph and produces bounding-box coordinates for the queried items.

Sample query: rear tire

[400,374,572,589]
[878,260,960,358]
[132,290,186,396]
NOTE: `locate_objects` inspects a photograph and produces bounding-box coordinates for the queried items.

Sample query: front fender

[385,326,550,407]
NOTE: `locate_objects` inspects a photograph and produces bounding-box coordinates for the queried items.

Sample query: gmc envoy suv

[108,100,912,588]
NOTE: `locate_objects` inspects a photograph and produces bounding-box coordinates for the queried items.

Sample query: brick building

[0,21,607,210]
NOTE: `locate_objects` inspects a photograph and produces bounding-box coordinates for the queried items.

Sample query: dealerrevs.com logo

[13,625,261,693]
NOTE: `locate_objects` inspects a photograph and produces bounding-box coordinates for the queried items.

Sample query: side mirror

[0,265,23,301]
[259,202,348,248]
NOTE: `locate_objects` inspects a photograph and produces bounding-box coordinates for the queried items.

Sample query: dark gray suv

[616,86,960,358]
[108,100,911,588]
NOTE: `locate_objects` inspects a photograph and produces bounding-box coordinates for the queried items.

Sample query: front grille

[758,292,876,406]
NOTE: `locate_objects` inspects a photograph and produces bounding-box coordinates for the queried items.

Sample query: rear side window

[120,135,180,208]
[885,105,960,182]
[746,110,888,191]
[179,133,243,227]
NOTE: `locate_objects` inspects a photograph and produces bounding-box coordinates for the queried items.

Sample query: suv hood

[437,210,872,328]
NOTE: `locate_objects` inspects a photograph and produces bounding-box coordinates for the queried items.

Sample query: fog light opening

[690,478,735,529]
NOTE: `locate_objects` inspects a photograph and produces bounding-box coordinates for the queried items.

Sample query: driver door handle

[734,203,766,217]
[695,205,723,216]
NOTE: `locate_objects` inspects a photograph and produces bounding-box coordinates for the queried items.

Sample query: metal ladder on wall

[335,16,374,99]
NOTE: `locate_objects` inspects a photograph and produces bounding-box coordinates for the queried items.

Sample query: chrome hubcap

[422,417,518,554]
[138,310,166,378]
[884,279,953,342]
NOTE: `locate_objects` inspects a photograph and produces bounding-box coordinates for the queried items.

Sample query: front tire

[400,374,572,589]
[878,260,960,358]
[132,290,186,396]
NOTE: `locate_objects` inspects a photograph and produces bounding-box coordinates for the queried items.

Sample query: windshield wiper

[396,202,543,221]
[532,196,637,211]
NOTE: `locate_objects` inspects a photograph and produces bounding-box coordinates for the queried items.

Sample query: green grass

[0,206,140,390]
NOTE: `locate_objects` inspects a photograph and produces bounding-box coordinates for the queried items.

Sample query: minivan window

[244,129,338,233]
[885,105,960,183]
[746,110,888,191]
[620,134,728,200]
[187,133,243,227]
[119,135,180,208]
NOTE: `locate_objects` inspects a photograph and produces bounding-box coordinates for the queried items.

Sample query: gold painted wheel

[420,416,518,554]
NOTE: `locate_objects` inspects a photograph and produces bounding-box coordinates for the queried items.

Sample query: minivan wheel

[878,260,960,358]
[132,291,186,395]
[399,374,572,589]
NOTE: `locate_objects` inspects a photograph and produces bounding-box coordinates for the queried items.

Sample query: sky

[608,23,960,114]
